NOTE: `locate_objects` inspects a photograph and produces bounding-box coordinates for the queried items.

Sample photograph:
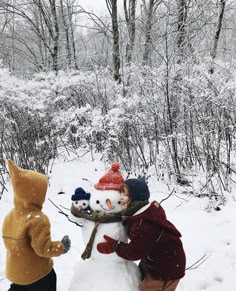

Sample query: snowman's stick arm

[48,198,82,227]
[59,204,70,211]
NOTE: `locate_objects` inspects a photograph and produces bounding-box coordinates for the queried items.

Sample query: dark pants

[8,269,56,291]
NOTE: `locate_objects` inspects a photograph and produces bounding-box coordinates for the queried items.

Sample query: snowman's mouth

[101,205,115,211]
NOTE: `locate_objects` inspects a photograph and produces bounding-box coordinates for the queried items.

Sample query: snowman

[71,187,90,211]
[69,163,141,291]
[68,187,90,225]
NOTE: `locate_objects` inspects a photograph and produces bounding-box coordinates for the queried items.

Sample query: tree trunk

[67,2,79,70]
[124,0,136,64]
[49,0,59,72]
[142,0,155,65]
[210,0,226,74]
[60,0,72,68]
[176,0,188,63]
[107,0,121,82]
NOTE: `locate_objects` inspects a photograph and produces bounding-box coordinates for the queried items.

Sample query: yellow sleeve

[29,213,64,257]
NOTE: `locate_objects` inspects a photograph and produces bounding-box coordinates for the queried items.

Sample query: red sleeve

[115,219,163,261]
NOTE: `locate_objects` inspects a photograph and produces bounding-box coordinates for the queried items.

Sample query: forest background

[0,0,236,210]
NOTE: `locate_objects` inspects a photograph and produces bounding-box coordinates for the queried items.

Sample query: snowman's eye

[83,203,86,206]
[118,201,121,204]
[96,200,100,204]
[75,201,78,204]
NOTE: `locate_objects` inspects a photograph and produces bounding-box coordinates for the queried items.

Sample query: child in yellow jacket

[2,160,71,291]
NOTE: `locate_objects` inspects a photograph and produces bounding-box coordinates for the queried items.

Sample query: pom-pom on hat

[94,162,124,191]
[71,187,91,201]
[125,177,150,202]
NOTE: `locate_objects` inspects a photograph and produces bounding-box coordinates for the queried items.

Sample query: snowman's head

[72,199,90,210]
[71,187,90,210]
[89,189,122,212]
[91,163,124,213]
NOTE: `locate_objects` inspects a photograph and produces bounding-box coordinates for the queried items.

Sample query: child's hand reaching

[61,235,71,254]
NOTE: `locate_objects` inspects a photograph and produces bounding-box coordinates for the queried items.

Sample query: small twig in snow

[82,177,95,186]
[159,188,175,204]
[186,254,210,271]
[173,201,185,210]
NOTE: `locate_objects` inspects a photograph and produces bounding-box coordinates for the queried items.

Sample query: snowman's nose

[106,199,113,210]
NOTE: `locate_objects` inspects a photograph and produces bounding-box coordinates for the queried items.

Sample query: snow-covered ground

[1,152,236,291]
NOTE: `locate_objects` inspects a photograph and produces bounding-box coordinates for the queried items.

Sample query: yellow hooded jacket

[2,160,64,285]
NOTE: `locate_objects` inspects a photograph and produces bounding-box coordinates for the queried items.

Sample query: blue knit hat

[124,178,150,202]
[71,187,90,201]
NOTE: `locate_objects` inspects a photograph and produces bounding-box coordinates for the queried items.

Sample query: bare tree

[60,0,72,67]
[176,0,188,63]
[66,0,79,69]
[142,0,162,65]
[124,0,136,64]
[210,0,226,74]
[0,0,60,71]
[106,0,121,82]
[48,0,60,71]
[0,0,84,72]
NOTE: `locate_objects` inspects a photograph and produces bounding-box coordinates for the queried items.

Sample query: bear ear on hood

[7,160,21,181]
[7,159,48,210]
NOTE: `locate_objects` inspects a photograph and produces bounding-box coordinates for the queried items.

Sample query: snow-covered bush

[0,68,57,174]
[1,60,236,205]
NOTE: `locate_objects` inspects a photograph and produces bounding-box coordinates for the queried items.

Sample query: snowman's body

[81,190,127,260]
[69,189,141,291]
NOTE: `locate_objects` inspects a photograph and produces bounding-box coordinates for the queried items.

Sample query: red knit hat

[94,163,124,190]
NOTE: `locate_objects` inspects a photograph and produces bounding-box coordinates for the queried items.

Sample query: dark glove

[61,235,71,254]
[97,235,118,254]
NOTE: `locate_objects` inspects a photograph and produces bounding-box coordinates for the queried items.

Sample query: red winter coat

[115,201,186,281]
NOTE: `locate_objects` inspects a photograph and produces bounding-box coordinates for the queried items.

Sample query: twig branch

[48,198,82,227]
[159,188,175,204]
[186,254,210,271]
[82,177,95,186]
[173,201,185,210]
[59,204,70,211]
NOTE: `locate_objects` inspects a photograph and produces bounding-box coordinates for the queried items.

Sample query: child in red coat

[97,178,186,291]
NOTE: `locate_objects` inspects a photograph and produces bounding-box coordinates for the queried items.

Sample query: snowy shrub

[1,60,236,202]
[0,68,57,175]
[0,100,57,174]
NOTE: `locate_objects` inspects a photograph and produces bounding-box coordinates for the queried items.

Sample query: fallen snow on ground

[1,153,236,290]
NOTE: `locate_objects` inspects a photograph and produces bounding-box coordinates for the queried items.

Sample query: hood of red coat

[128,201,182,237]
